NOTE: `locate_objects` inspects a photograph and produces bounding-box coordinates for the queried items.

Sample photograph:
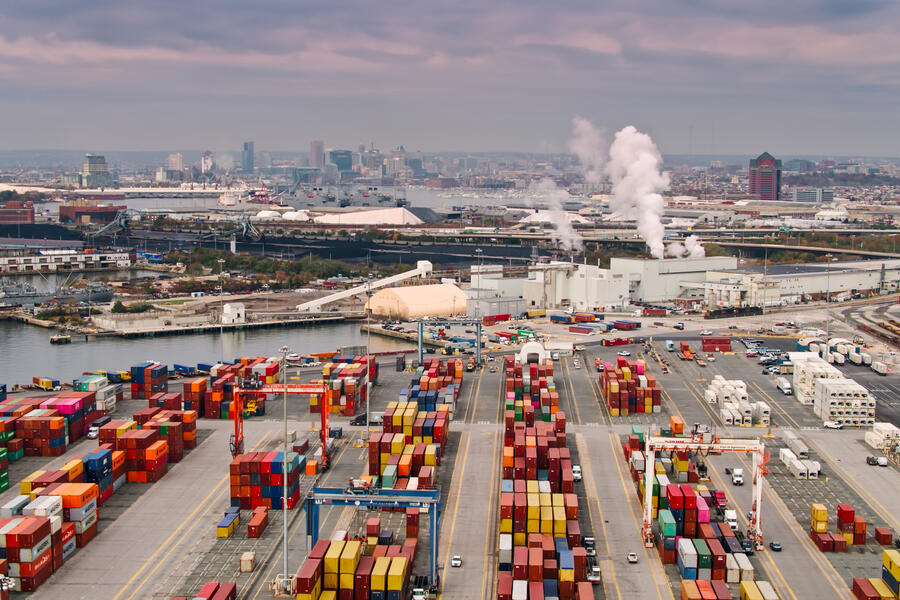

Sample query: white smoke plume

[606,126,669,258]
[664,235,706,258]
[530,178,584,252]
[569,116,606,184]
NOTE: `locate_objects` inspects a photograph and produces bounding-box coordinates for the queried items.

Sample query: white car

[823,421,843,430]
[627,552,639,564]
[700,330,713,336]
[572,465,582,482]
[617,350,631,357]
[450,555,462,568]
[573,360,582,369]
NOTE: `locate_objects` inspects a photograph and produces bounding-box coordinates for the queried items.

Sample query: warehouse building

[703,260,900,308]
[609,257,738,303]
[365,283,467,319]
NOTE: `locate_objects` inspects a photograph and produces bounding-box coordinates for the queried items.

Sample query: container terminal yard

[0,302,899,600]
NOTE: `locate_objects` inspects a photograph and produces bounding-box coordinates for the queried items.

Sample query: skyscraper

[81,154,111,188]
[166,152,183,171]
[749,152,781,202]
[310,140,325,169]
[201,151,215,174]
[241,141,254,173]
[328,150,353,173]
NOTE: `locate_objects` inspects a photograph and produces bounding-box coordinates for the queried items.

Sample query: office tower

[81,154,111,188]
[310,140,325,169]
[167,153,183,171]
[749,152,781,201]
[328,150,353,173]
[241,141,254,173]
[201,151,215,174]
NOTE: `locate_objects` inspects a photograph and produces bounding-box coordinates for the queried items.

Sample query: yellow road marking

[115,429,275,600]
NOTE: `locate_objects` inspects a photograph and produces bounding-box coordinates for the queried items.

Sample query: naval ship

[0,279,115,307]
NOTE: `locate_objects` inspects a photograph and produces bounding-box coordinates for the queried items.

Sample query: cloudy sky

[1,0,898,155]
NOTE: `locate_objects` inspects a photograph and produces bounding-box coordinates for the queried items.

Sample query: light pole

[279,344,291,589]
[824,254,837,358]
[365,282,372,439]
[217,258,226,361]
[262,283,270,313]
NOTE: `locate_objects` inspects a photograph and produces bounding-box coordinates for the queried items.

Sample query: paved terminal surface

[7,327,900,599]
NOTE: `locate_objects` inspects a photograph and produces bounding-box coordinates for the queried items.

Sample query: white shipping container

[734,551,755,581]
[779,448,797,466]
[678,537,698,568]
[512,580,528,600]
[788,458,807,479]
[802,460,820,479]
[756,580,779,600]
[849,353,862,365]
[498,534,512,565]
[726,553,740,584]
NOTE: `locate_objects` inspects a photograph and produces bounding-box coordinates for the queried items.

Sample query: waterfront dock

[359,322,444,347]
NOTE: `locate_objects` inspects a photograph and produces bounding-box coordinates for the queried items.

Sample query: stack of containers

[369,402,447,488]
[170,581,237,600]
[496,356,591,600]
[228,452,302,510]
[317,357,372,416]
[701,336,732,352]
[502,356,558,417]
[205,365,238,418]
[813,378,876,427]
[129,362,168,400]
[82,448,115,505]
[181,377,207,412]
[598,358,661,416]
[16,416,67,457]
[399,358,463,418]
[116,429,168,483]
[1,515,54,592]
[93,379,123,414]
[790,352,842,406]
[141,413,185,463]
[679,580,733,600]
[50,483,100,548]
[837,504,867,546]
[238,356,280,385]
[0,448,7,492]
[98,419,137,447]
[41,391,94,442]
[882,549,900,597]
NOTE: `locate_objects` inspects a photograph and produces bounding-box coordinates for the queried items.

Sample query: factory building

[703,260,900,308]
[609,257,738,303]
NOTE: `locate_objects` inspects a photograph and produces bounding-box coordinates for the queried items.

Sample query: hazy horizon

[1,1,898,156]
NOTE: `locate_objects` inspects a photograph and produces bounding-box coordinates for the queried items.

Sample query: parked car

[626,552,638,564]
[769,541,783,552]
[867,456,889,467]
[350,414,367,426]
[617,350,631,357]
[450,556,462,568]
[572,465,583,482]
[823,421,843,430]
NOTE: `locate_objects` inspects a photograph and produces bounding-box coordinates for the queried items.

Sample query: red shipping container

[851,578,879,600]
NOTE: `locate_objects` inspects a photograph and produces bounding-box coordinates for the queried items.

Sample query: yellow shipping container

[739,581,763,600]
[387,557,407,591]
[811,503,827,521]
[868,578,894,599]
[610,408,619,416]
[500,518,512,533]
[318,591,337,600]
[842,531,853,545]
[324,540,345,573]
[539,493,551,508]
[20,471,45,495]
[559,567,574,583]
[884,549,900,580]
[339,572,354,589]
[424,446,436,466]
[551,493,564,507]
[526,480,539,494]
[340,540,361,573]
[810,519,827,533]
[513,532,526,546]
[526,519,539,533]
[371,557,391,591]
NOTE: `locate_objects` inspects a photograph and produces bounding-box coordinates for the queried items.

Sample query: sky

[0,0,898,156]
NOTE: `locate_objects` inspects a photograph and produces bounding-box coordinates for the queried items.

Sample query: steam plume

[569,116,606,184]
[664,235,706,258]
[606,126,669,258]
[531,178,584,252]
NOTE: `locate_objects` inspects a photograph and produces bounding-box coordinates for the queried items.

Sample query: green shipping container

[658,509,676,537]
[693,538,711,569]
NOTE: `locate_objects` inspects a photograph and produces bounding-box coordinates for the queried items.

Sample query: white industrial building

[704,260,900,308]
[471,262,630,312]
[608,257,738,303]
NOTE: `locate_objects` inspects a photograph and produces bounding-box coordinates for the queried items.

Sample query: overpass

[296,260,433,312]
[711,241,900,260]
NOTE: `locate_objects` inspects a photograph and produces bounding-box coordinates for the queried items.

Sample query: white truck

[776,377,792,395]
[731,468,744,486]
[724,509,738,530]
[872,361,888,376]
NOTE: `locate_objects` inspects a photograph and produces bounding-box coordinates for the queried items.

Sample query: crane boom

[641,433,768,549]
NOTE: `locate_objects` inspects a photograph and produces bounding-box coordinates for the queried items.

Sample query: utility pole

[279,345,291,590]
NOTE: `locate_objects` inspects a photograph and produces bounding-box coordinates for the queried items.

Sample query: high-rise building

[81,154,111,188]
[748,152,781,202]
[241,141,254,173]
[328,150,353,173]
[791,187,834,203]
[310,140,325,169]
[166,152,183,171]
[201,150,215,174]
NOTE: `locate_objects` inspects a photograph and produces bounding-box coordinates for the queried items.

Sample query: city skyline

[0,1,898,155]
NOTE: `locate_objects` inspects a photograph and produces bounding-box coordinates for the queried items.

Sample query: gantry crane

[257,383,333,469]
[641,431,769,549]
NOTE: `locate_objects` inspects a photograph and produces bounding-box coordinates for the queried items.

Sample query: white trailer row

[779,447,821,479]
[719,400,770,426]
[790,352,844,405]
[865,422,900,450]
[813,377,876,427]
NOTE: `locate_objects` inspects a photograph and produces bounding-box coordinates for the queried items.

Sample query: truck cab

[674,322,685,330]
[714,490,727,510]
[731,468,744,486]
[723,509,738,530]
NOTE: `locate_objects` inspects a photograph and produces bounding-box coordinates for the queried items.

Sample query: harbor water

[0,320,413,385]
